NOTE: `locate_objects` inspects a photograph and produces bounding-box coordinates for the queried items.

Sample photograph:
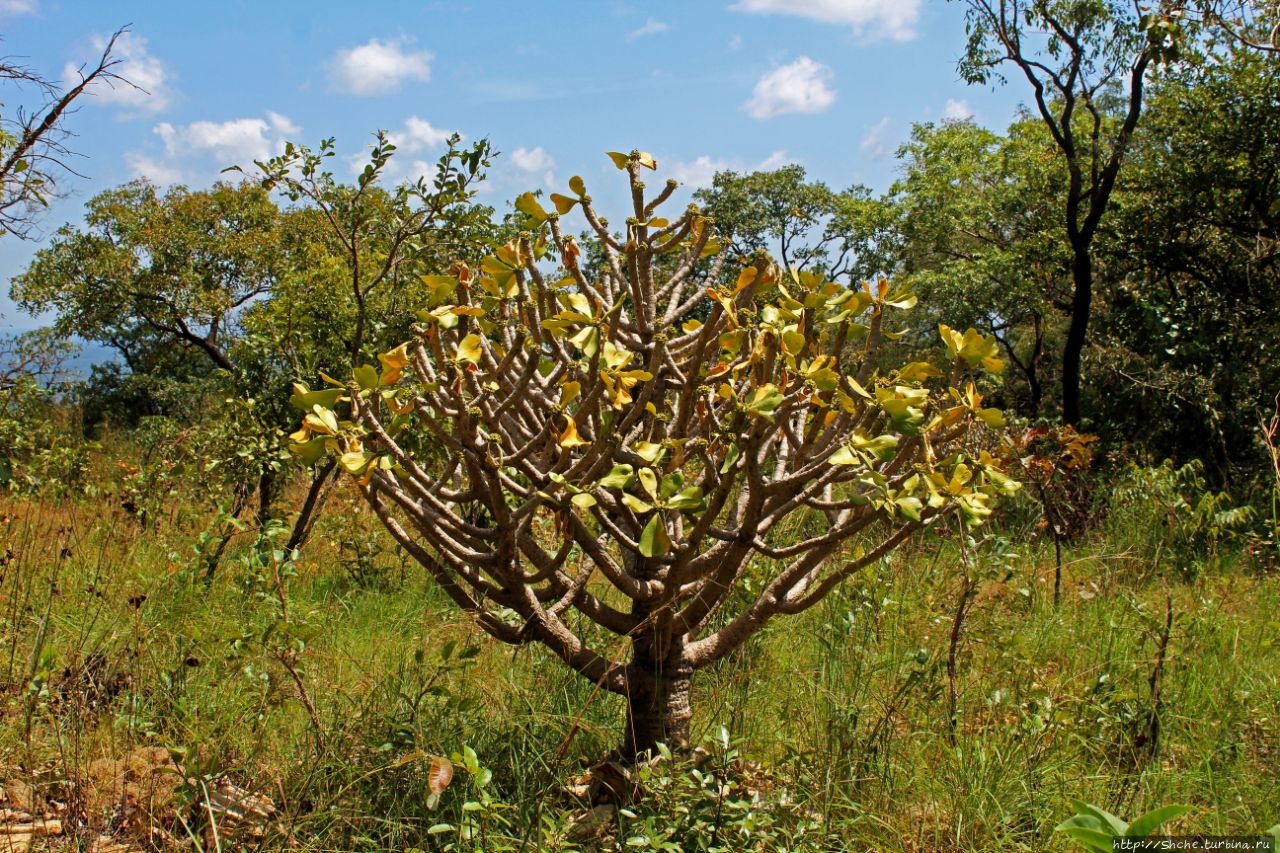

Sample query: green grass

[0,483,1277,851]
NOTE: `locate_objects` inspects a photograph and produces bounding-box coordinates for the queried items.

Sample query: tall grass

[0,473,1276,851]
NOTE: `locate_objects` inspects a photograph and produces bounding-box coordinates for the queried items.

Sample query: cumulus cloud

[0,0,36,15]
[859,116,893,160]
[743,56,835,119]
[943,98,973,120]
[667,149,791,189]
[626,17,670,40]
[510,146,555,187]
[329,37,432,96]
[126,111,299,184]
[392,116,456,151]
[65,31,175,116]
[729,0,920,41]
[346,116,460,184]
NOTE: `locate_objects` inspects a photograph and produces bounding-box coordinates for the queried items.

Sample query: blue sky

[0,0,1026,332]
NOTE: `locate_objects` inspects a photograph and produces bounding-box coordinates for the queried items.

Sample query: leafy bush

[1108,460,1255,578]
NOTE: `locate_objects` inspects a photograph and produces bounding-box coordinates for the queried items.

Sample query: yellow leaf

[550,193,577,215]
[515,192,549,222]
[455,334,483,363]
[378,343,411,385]
[636,151,657,170]
[606,151,631,170]
[569,175,586,196]
[558,414,589,448]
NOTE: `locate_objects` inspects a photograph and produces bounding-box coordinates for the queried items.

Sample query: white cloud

[329,37,432,96]
[126,112,299,184]
[729,0,920,41]
[511,146,555,187]
[743,56,835,119]
[755,150,790,171]
[859,116,892,160]
[626,17,670,40]
[265,110,300,136]
[393,116,455,151]
[0,0,36,15]
[943,98,973,120]
[668,149,792,189]
[122,152,185,186]
[65,31,175,116]
[346,117,460,184]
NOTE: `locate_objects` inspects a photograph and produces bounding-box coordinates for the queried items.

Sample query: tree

[955,0,1184,425]
[290,151,1017,761]
[890,117,1071,417]
[1188,0,1279,51]
[1095,45,1280,479]
[13,134,495,563]
[1,28,131,238]
[693,165,896,283]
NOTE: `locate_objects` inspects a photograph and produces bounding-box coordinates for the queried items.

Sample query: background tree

[1189,0,1279,51]
[1,27,131,238]
[955,0,1184,425]
[693,165,895,283]
[1095,45,1280,480]
[292,151,1016,761]
[12,136,495,562]
[890,117,1070,417]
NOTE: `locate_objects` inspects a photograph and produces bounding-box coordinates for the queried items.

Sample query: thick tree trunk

[622,661,693,761]
[1062,248,1093,427]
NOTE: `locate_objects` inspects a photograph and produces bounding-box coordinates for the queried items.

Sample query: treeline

[1,8,1278,559]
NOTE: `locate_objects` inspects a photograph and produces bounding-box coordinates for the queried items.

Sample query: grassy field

[0,473,1277,851]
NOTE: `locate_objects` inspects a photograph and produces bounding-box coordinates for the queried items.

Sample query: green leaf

[571,492,598,509]
[289,436,329,466]
[666,486,705,511]
[353,364,380,391]
[719,443,741,474]
[1054,819,1118,853]
[895,496,923,521]
[976,407,1006,428]
[1126,805,1193,838]
[743,384,784,420]
[639,514,670,558]
[598,464,634,489]
[339,451,375,476]
[621,493,654,514]
[828,446,858,466]
[568,325,599,359]
[1071,801,1128,837]
[290,384,344,412]
[637,467,659,500]
[632,440,665,464]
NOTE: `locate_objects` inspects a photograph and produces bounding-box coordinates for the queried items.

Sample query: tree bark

[1062,248,1093,426]
[622,660,693,761]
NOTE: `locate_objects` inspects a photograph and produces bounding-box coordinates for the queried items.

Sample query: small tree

[291,152,1017,761]
[954,0,1185,425]
[1,28,132,238]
